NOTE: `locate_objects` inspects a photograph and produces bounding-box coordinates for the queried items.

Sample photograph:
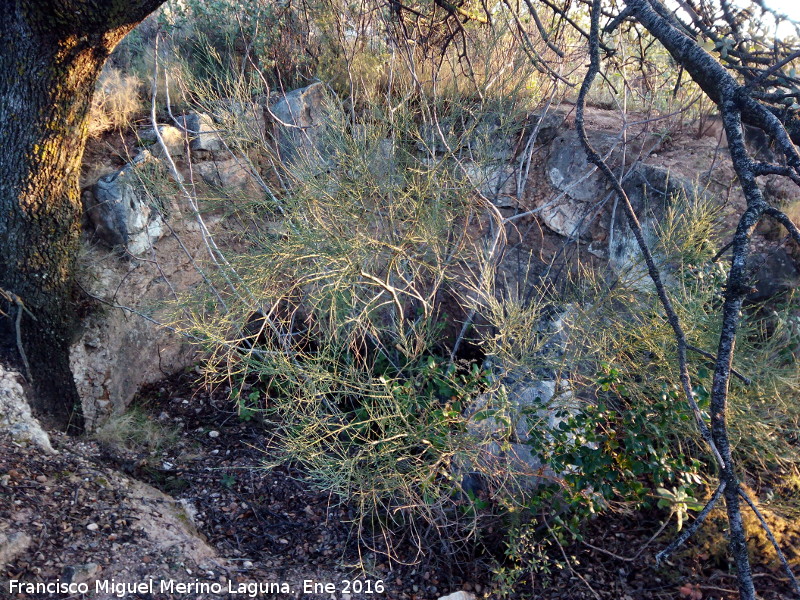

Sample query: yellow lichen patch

[692,484,800,570]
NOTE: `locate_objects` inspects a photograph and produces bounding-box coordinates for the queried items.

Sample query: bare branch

[764,206,800,247]
[578,0,724,471]
[687,345,752,385]
[582,512,671,562]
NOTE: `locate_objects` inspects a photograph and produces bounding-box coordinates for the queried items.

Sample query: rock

[216,100,267,142]
[416,111,532,207]
[438,592,476,600]
[461,161,517,207]
[86,150,168,256]
[524,109,565,146]
[748,247,800,301]
[417,112,516,158]
[543,129,661,239]
[536,303,576,362]
[544,130,702,290]
[464,110,564,207]
[764,174,797,203]
[269,82,329,172]
[196,158,258,193]
[154,127,186,158]
[607,164,698,287]
[543,130,618,238]
[0,531,32,565]
[62,563,101,584]
[124,478,218,563]
[71,234,202,429]
[419,155,517,206]
[465,376,577,486]
[458,306,584,487]
[744,123,777,162]
[70,300,196,431]
[416,118,459,155]
[0,365,55,454]
[176,112,226,153]
[137,126,162,144]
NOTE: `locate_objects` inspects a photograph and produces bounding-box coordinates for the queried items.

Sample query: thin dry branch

[655,481,726,565]
[686,345,751,385]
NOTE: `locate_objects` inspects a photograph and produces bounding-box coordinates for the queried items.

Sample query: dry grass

[88,66,144,137]
[94,406,179,455]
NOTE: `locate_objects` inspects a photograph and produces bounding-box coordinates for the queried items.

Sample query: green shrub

[173,92,541,557]
[167,0,322,92]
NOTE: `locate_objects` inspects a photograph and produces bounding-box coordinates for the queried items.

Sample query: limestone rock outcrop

[0,364,55,454]
[85,150,170,257]
[269,82,329,172]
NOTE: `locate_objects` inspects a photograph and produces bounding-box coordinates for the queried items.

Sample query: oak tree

[0,1,165,432]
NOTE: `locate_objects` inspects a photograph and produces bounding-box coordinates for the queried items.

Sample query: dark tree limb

[624,0,800,152]
[611,3,800,599]
[764,206,800,247]
[655,481,727,565]
[751,163,800,187]
[575,1,800,597]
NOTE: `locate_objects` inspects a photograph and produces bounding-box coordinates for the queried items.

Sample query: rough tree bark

[0,1,165,432]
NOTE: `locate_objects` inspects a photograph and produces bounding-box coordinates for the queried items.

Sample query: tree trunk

[0,1,164,433]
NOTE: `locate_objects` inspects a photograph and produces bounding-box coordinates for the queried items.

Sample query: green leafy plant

[491,522,558,599]
[656,486,705,531]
